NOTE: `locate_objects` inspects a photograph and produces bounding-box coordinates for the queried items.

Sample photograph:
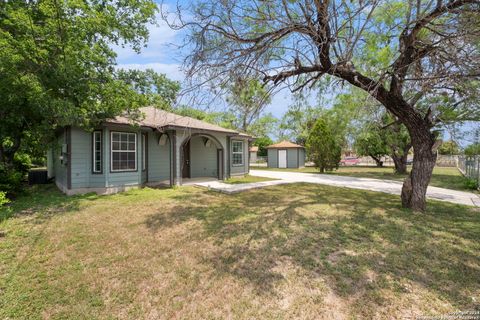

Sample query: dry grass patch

[0,183,479,319]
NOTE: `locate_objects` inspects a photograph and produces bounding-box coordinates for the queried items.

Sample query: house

[266,140,305,169]
[249,146,259,163]
[47,107,252,195]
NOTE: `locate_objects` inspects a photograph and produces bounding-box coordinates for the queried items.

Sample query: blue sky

[113,2,293,118]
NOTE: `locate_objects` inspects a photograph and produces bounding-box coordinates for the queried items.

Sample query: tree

[0,0,158,172]
[247,113,278,138]
[354,127,389,167]
[253,136,273,157]
[464,143,480,156]
[226,77,272,132]
[169,0,480,211]
[438,140,460,155]
[279,103,318,145]
[117,69,180,110]
[306,117,341,173]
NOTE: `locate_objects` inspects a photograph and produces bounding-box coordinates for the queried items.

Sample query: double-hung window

[232,140,244,166]
[92,131,102,173]
[111,132,137,171]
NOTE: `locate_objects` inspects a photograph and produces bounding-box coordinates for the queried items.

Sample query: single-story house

[249,146,259,163]
[47,107,252,195]
[266,140,305,169]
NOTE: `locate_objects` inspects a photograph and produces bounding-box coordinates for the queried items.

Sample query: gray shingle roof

[266,140,304,149]
[108,106,246,136]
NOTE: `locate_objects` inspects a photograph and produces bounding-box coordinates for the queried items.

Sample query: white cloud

[117,62,184,82]
[113,12,180,63]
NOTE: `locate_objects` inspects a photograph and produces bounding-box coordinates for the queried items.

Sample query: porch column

[175,132,183,185]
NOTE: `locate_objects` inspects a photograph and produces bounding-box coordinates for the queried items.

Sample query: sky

[113,2,293,120]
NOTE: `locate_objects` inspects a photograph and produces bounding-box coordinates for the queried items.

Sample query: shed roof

[266,140,304,149]
[249,146,259,152]
[107,106,249,137]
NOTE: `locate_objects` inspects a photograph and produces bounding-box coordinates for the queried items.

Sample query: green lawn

[251,165,473,192]
[1,184,479,319]
[224,174,277,184]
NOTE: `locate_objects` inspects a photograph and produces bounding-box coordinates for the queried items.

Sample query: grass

[0,184,479,319]
[224,174,278,184]
[251,165,474,192]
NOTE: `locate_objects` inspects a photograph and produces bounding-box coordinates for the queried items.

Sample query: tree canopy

[0,0,164,168]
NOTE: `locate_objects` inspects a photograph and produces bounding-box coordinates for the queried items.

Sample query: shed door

[278,149,287,168]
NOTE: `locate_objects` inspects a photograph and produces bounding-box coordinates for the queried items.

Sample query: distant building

[249,146,259,163]
[266,140,305,169]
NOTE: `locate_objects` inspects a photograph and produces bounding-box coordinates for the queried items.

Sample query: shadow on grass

[0,183,98,224]
[145,183,480,311]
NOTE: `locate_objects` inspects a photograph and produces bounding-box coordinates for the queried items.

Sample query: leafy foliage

[0,191,9,207]
[354,127,389,166]
[306,117,341,173]
[252,136,273,157]
[464,143,480,156]
[438,140,460,155]
[0,0,159,168]
[116,69,180,110]
[226,77,272,131]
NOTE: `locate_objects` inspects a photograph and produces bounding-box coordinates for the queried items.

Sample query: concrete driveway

[250,169,480,207]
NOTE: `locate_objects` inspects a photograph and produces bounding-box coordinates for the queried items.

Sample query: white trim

[92,131,102,173]
[231,140,244,166]
[110,131,137,172]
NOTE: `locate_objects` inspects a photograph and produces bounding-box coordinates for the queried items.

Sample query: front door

[182,140,190,178]
[278,149,287,168]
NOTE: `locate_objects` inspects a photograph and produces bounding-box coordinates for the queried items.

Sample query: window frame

[231,140,244,166]
[142,133,147,172]
[92,130,103,174]
[110,131,137,173]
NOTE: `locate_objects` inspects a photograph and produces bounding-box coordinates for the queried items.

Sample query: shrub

[464,178,479,190]
[0,191,10,207]
[13,153,32,173]
[0,165,26,197]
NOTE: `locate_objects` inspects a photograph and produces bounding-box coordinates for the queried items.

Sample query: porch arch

[179,133,225,181]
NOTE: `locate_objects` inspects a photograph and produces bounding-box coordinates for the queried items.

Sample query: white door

[278,150,287,168]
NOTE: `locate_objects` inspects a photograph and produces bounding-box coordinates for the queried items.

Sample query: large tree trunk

[400,126,437,211]
[392,153,408,174]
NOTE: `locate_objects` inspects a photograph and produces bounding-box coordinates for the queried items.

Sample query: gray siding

[147,131,170,182]
[70,127,105,189]
[230,138,249,175]
[268,148,305,168]
[190,136,218,178]
[299,149,305,167]
[267,149,278,168]
[287,149,298,168]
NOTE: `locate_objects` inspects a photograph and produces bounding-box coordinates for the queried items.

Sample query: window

[232,140,243,166]
[92,131,102,173]
[111,132,137,171]
[142,133,147,171]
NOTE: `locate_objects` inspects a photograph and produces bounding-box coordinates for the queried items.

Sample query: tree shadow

[144,183,480,312]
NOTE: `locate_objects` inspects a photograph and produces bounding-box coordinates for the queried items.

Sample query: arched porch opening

[180,133,224,182]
